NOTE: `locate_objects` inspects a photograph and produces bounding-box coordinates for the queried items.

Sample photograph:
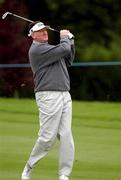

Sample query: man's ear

[31,33,36,39]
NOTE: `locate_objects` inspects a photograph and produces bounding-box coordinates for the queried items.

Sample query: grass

[0,98,121,180]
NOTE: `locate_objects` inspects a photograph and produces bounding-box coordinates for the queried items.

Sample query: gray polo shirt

[29,37,75,92]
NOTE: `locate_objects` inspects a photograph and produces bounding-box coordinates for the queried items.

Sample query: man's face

[32,28,48,43]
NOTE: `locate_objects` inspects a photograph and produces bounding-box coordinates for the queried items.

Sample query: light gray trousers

[27,91,75,176]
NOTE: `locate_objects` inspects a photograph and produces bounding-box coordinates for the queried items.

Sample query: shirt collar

[33,40,48,45]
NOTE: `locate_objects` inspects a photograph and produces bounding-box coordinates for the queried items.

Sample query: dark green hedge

[1,65,121,101]
[69,65,121,101]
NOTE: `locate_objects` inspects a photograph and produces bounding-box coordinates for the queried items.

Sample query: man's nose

[43,30,48,34]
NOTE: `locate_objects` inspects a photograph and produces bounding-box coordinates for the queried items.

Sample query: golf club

[2,11,59,32]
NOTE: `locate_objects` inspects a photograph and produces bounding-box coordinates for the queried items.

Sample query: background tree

[0,0,33,97]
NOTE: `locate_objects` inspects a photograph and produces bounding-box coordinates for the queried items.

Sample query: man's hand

[60,30,70,37]
[60,30,74,39]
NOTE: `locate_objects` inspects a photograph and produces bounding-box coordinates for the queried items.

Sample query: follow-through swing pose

[21,21,75,180]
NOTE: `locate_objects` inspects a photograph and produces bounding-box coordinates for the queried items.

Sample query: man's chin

[43,39,48,43]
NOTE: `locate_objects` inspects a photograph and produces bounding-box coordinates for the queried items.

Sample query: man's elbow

[63,45,71,55]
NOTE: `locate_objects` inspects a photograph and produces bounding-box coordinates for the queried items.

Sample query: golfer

[21,21,75,180]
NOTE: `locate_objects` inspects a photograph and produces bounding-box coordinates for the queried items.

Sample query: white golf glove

[68,32,74,39]
[60,30,74,39]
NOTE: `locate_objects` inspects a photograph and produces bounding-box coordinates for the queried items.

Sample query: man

[21,21,75,180]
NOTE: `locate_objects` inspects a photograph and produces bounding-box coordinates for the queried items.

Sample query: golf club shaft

[2,12,59,32]
[12,13,59,32]
[11,13,33,23]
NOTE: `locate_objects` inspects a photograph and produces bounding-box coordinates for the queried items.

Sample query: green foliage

[69,66,121,101]
[81,44,110,61]
[79,32,121,61]
[45,0,121,60]
[80,43,121,61]
[0,0,5,3]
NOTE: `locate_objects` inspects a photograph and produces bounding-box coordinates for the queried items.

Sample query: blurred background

[0,0,121,101]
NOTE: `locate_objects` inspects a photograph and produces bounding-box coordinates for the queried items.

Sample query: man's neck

[33,40,48,44]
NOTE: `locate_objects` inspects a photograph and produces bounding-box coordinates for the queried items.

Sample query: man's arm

[64,38,75,67]
[30,30,73,68]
